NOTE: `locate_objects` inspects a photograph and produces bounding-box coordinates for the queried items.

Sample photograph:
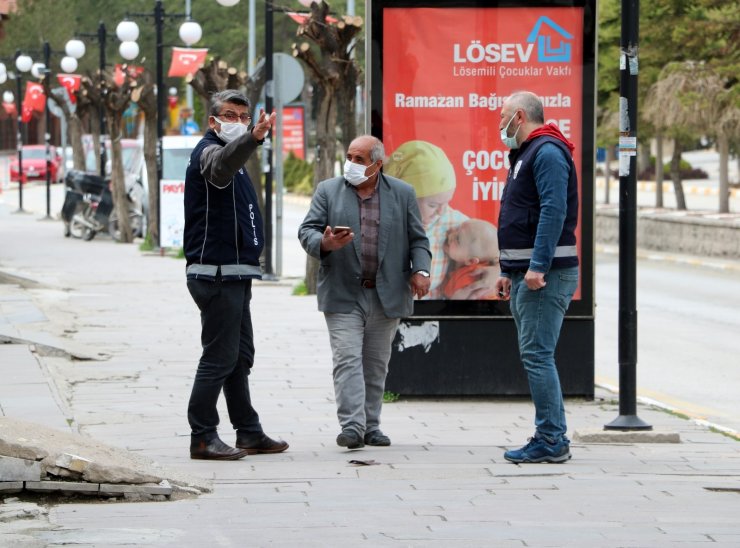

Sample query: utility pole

[605,0,651,431]
[263,0,275,278]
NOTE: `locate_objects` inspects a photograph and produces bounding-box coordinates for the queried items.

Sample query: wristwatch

[415,270,430,278]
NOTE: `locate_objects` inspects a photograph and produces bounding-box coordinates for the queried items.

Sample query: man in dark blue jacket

[184,90,288,460]
[494,91,579,464]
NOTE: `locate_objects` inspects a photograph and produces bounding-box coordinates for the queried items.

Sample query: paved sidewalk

[1,190,739,547]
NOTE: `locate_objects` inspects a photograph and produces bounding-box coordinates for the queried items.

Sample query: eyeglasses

[217,110,251,123]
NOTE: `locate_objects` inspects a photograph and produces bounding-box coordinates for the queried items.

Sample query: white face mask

[500,111,522,150]
[214,117,249,143]
[343,159,378,187]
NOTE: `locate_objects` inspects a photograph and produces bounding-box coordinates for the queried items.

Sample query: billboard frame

[367,0,597,320]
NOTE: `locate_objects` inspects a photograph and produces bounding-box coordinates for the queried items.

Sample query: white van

[159,135,202,248]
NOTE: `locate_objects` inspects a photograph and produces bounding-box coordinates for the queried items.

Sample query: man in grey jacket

[299,135,431,449]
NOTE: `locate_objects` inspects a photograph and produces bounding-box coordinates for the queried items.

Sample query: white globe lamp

[216,0,240,6]
[61,56,78,73]
[15,54,33,73]
[119,41,140,61]
[179,21,202,46]
[3,91,14,104]
[116,20,140,42]
[65,39,86,59]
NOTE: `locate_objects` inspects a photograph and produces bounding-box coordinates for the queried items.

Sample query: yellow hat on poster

[385,140,456,198]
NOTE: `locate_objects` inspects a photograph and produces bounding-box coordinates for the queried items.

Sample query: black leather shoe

[364,430,391,446]
[190,438,250,460]
[235,432,289,454]
[336,430,364,449]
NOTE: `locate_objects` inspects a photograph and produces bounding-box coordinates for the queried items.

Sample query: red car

[9,145,63,184]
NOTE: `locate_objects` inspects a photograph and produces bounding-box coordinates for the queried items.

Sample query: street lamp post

[14,50,33,214]
[42,42,53,219]
[116,1,202,248]
[21,42,80,219]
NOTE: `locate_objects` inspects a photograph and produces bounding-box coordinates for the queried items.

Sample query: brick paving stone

[1,192,739,547]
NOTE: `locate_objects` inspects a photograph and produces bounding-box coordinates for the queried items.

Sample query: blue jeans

[324,288,400,437]
[509,267,578,442]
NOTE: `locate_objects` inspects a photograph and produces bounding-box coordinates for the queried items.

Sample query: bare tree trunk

[670,143,687,210]
[132,71,159,247]
[336,56,360,151]
[102,69,135,243]
[42,78,86,171]
[291,3,362,294]
[189,57,265,213]
[637,143,650,176]
[655,133,664,208]
[80,76,105,175]
[304,88,339,295]
[245,61,266,214]
[107,112,133,242]
[604,145,612,204]
[718,134,730,214]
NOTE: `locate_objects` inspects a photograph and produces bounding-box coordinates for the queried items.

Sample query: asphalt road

[594,252,740,433]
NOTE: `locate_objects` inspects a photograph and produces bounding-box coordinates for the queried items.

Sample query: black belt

[361,279,376,289]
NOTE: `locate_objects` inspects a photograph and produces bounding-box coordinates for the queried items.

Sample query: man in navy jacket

[184,90,288,460]
[494,91,579,464]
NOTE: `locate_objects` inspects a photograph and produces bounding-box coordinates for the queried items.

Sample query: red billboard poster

[282,105,306,160]
[373,1,595,317]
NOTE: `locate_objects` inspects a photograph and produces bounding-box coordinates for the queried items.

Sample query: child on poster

[442,218,501,299]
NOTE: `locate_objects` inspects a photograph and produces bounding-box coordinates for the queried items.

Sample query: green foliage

[1,1,365,95]
[292,280,308,296]
[139,232,154,252]
[383,391,400,403]
[597,0,740,147]
[283,152,314,195]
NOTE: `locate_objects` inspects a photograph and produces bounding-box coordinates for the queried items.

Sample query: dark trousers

[186,278,262,440]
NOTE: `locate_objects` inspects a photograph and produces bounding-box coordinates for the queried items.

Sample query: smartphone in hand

[332,226,351,236]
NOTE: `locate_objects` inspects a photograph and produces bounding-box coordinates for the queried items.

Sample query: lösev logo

[527,16,573,62]
[453,15,573,64]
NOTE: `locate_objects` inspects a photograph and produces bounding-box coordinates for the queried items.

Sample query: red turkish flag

[286,11,338,25]
[113,64,144,87]
[168,47,208,77]
[2,101,16,117]
[57,74,81,104]
[23,82,46,113]
[21,104,34,123]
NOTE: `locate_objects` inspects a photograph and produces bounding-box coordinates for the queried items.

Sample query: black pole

[43,42,52,219]
[605,0,651,431]
[155,0,164,249]
[14,50,26,213]
[98,21,107,178]
[263,0,275,277]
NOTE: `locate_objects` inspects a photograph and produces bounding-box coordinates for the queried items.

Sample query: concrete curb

[596,382,740,441]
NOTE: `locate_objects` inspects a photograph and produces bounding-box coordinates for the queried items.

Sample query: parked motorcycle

[61,170,145,241]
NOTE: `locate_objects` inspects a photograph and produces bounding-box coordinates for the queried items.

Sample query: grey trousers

[324,287,400,437]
